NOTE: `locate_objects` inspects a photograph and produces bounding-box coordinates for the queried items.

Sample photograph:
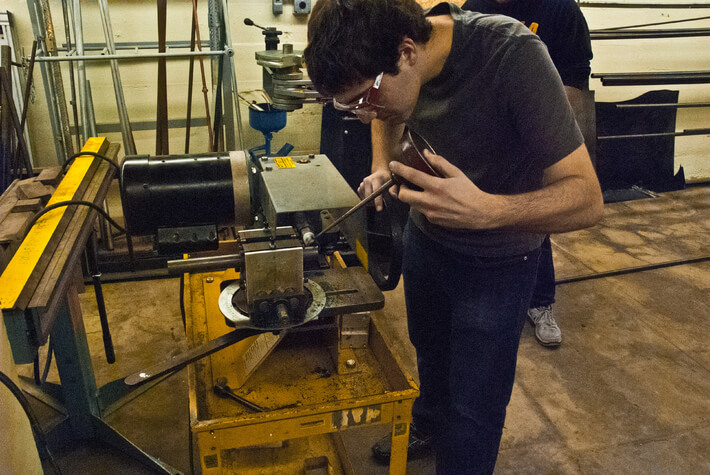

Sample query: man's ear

[399,37,418,66]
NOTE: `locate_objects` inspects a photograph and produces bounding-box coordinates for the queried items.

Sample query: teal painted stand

[31,288,180,474]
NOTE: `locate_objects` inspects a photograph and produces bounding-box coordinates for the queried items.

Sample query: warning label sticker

[274,157,296,169]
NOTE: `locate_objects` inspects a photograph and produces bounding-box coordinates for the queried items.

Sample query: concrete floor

[21,185,710,474]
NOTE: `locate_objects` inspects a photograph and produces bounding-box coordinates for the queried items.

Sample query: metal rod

[28,0,73,163]
[167,254,244,275]
[592,71,710,86]
[1,48,13,189]
[18,41,37,139]
[27,0,62,163]
[124,328,267,386]
[60,40,196,51]
[221,0,244,150]
[85,80,97,142]
[212,52,224,151]
[556,255,710,286]
[214,378,266,412]
[598,128,710,140]
[594,15,710,31]
[156,0,169,155]
[41,0,74,160]
[32,49,230,62]
[579,2,710,8]
[616,102,710,108]
[0,67,33,176]
[314,177,395,240]
[185,9,196,153]
[101,199,114,251]
[74,117,208,133]
[85,80,112,253]
[71,0,89,143]
[591,28,710,40]
[97,0,136,155]
[61,0,81,151]
[208,0,224,151]
[192,0,215,151]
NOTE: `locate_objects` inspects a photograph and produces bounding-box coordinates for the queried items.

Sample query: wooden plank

[29,143,119,339]
[0,179,20,223]
[29,146,120,312]
[31,158,116,341]
[16,180,53,202]
[0,137,109,311]
[11,198,42,213]
[35,166,62,186]
[0,211,33,243]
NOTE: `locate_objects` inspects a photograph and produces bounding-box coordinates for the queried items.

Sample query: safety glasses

[332,72,385,113]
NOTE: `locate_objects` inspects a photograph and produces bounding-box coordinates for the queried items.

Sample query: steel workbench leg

[45,287,180,474]
[389,399,414,475]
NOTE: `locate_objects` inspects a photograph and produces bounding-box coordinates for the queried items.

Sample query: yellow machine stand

[184,269,419,474]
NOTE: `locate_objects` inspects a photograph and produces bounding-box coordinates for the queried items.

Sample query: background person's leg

[528,236,562,346]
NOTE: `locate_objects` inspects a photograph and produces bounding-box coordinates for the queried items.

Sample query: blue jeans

[402,222,540,474]
[529,235,556,308]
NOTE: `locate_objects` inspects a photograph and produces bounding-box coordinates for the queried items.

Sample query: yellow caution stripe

[0,137,108,310]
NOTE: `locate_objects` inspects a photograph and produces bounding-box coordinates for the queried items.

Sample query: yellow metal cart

[185,270,419,474]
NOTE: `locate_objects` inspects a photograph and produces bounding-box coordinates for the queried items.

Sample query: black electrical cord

[0,369,62,474]
[60,151,120,175]
[33,351,40,386]
[24,200,127,239]
[23,200,136,276]
[59,151,134,269]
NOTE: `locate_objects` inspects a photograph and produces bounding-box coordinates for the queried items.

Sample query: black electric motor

[120,152,251,254]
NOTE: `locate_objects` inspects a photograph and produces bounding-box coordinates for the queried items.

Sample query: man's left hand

[391,149,504,230]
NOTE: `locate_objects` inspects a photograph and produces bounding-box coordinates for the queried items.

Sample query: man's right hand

[357,168,397,212]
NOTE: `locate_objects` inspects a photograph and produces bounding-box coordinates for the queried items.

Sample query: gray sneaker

[528,305,561,347]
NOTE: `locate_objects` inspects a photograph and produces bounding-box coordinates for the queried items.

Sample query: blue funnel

[249,103,287,135]
[248,103,288,159]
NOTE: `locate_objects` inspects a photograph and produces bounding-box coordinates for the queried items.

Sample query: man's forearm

[489,145,603,234]
[491,173,603,234]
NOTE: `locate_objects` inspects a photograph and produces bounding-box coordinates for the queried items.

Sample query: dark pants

[529,235,555,308]
[402,222,540,474]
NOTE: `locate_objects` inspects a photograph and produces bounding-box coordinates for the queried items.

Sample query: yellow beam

[0,137,108,310]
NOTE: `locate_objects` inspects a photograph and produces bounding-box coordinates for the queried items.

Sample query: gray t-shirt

[407,2,584,257]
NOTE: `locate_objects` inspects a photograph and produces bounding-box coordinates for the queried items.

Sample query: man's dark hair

[304,0,432,96]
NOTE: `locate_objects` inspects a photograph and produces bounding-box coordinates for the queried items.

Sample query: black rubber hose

[24,200,126,238]
[0,370,62,474]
